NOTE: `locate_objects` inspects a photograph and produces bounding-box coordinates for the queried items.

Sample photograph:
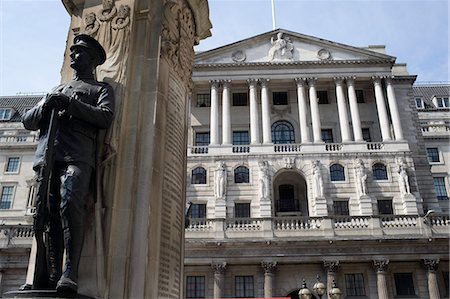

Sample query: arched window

[234,166,249,183]
[330,164,345,181]
[373,163,388,180]
[191,167,206,184]
[271,120,295,144]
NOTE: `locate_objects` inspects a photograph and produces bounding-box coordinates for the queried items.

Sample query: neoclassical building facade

[184,29,449,299]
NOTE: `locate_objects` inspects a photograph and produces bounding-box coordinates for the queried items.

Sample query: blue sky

[0,0,448,95]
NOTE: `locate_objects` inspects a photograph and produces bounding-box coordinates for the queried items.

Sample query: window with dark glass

[321,129,333,143]
[235,203,250,218]
[232,92,248,106]
[196,93,210,107]
[189,204,206,219]
[372,163,388,180]
[330,164,345,181]
[186,276,205,298]
[434,177,448,200]
[362,128,371,142]
[443,272,449,296]
[5,157,20,173]
[356,90,365,103]
[191,167,207,184]
[415,97,424,109]
[345,273,365,296]
[195,132,210,146]
[394,273,415,296]
[0,108,13,121]
[334,201,349,216]
[377,199,393,215]
[235,275,254,298]
[272,91,288,105]
[272,121,295,144]
[233,131,249,145]
[317,90,329,104]
[436,97,450,108]
[234,166,249,183]
[278,184,298,212]
[426,148,440,163]
[0,186,14,209]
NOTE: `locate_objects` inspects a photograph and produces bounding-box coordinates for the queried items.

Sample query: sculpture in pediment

[268,32,294,61]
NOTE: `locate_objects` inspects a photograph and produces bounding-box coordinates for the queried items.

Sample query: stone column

[423,259,441,299]
[372,77,392,141]
[373,260,390,299]
[308,78,323,142]
[346,77,363,142]
[249,79,260,144]
[0,269,3,296]
[261,262,277,298]
[295,78,311,143]
[210,80,220,145]
[334,78,351,142]
[261,79,272,144]
[385,78,404,140]
[222,80,232,145]
[324,261,339,299]
[212,262,227,299]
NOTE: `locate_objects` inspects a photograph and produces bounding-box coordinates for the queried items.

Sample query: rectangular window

[273,91,288,105]
[233,92,248,106]
[0,108,13,121]
[189,204,206,219]
[196,94,211,107]
[436,97,450,108]
[235,203,250,218]
[186,276,205,298]
[321,129,333,143]
[415,97,424,109]
[317,90,329,104]
[394,273,415,296]
[362,128,372,142]
[5,157,20,173]
[434,177,448,201]
[443,271,449,297]
[0,186,14,209]
[356,90,365,103]
[334,201,349,216]
[235,275,254,298]
[426,148,440,162]
[233,131,249,145]
[377,199,393,215]
[345,273,365,296]
[195,132,210,146]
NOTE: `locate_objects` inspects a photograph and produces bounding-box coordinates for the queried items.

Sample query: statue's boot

[47,217,63,288]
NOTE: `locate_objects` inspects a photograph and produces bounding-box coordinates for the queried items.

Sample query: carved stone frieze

[83,12,100,35]
[261,261,277,274]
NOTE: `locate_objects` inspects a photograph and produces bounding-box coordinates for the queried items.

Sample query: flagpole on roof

[271,0,276,30]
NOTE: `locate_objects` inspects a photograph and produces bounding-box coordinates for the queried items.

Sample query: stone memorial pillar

[57,0,211,298]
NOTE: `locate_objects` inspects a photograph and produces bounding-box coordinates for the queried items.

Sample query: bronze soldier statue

[23,34,114,294]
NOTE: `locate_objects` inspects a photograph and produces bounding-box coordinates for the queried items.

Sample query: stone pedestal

[312,196,328,216]
[26,1,211,298]
[393,194,418,215]
[350,195,373,216]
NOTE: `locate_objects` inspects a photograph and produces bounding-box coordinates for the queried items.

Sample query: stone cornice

[194,59,395,70]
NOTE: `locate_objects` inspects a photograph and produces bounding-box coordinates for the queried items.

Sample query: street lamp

[298,276,342,299]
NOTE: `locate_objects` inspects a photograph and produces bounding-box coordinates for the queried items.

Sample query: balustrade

[274,143,301,152]
[333,216,370,229]
[366,142,384,150]
[274,217,321,230]
[381,215,418,228]
[325,143,343,152]
[0,225,34,246]
[232,145,250,153]
[185,218,214,231]
[0,134,36,144]
[225,218,261,231]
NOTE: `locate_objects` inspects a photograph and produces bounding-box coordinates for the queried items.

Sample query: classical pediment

[195,29,395,65]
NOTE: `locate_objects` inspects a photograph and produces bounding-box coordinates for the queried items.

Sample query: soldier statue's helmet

[70,34,106,66]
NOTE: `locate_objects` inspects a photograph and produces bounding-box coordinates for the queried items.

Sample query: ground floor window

[345,273,365,296]
[394,273,415,296]
[235,275,254,298]
[186,276,205,298]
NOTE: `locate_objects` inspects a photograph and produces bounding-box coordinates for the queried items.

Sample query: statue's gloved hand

[44,93,70,111]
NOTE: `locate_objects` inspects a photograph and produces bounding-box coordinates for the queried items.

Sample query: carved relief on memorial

[258,161,271,200]
[83,12,100,36]
[353,158,367,197]
[268,32,294,61]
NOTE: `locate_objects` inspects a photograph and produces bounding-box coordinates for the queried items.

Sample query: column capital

[295,77,307,87]
[261,261,277,274]
[247,78,258,88]
[211,262,227,275]
[260,78,270,87]
[221,79,231,88]
[385,76,395,85]
[323,260,339,273]
[373,259,389,273]
[371,76,388,85]
[307,77,318,86]
[333,77,345,84]
[209,80,220,88]
[423,259,440,272]
[346,76,357,85]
